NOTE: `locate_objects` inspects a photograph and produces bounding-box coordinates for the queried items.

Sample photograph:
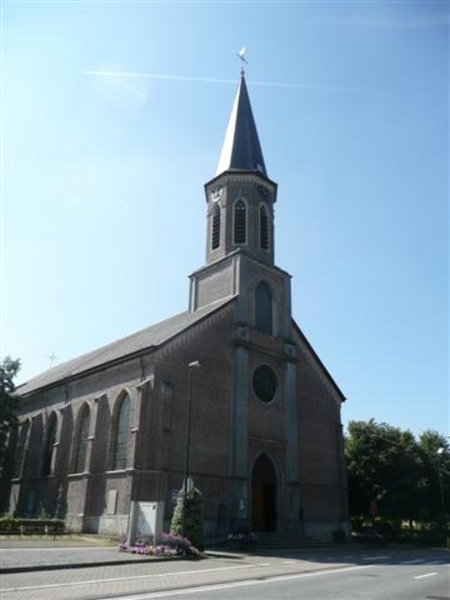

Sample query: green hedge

[0,517,65,534]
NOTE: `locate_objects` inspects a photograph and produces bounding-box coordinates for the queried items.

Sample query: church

[3,70,349,542]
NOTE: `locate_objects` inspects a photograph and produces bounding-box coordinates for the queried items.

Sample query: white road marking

[104,564,375,600]
[414,572,438,580]
[0,563,257,593]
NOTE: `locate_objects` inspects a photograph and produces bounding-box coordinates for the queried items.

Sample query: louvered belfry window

[211,205,221,249]
[234,200,247,244]
[260,204,270,250]
[111,393,131,470]
[73,404,90,473]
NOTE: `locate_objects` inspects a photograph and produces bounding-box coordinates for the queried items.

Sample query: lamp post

[436,447,445,515]
[182,360,201,538]
[435,446,448,546]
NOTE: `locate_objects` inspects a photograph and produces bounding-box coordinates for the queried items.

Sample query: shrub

[170,487,204,550]
[0,515,20,533]
[0,517,65,534]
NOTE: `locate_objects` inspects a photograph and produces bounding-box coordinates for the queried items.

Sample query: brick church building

[3,71,349,541]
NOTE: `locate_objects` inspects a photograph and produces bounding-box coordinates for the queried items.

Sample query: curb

[0,550,241,575]
[0,555,184,575]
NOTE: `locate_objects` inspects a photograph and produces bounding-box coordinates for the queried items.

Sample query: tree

[345,419,422,524]
[0,357,21,467]
[417,430,450,522]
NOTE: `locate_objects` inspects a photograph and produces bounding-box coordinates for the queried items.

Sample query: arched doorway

[251,453,277,532]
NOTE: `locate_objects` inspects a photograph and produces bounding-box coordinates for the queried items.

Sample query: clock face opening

[257,184,270,200]
[210,186,223,202]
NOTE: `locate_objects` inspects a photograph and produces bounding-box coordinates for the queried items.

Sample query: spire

[215,70,267,177]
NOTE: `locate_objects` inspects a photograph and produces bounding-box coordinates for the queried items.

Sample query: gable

[292,319,346,406]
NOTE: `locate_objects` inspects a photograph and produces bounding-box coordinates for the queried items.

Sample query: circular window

[252,365,278,403]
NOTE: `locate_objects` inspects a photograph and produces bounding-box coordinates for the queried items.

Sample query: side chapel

[2,71,349,541]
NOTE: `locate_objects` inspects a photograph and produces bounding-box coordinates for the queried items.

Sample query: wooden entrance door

[251,454,277,532]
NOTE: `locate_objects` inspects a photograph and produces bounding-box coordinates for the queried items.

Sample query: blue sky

[1,1,448,438]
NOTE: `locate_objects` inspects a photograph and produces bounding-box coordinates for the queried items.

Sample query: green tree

[417,430,449,522]
[345,419,422,524]
[170,486,204,550]
[0,357,21,466]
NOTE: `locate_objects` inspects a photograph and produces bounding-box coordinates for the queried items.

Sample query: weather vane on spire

[237,46,248,74]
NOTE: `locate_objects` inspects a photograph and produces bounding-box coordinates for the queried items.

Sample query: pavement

[2,539,449,600]
[2,535,448,577]
[0,535,240,574]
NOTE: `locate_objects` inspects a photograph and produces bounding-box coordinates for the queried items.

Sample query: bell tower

[204,70,277,267]
[189,69,292,340]
[189,69,301,531]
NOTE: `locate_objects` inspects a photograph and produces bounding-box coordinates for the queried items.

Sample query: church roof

[292,320,346,403]
[17,297,235,397]
[215,71,267,177]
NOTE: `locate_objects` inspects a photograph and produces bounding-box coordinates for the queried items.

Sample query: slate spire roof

[215,70,267,177]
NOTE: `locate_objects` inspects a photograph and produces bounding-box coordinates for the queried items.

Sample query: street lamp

[182,360,201,538]
[436,447,445,514]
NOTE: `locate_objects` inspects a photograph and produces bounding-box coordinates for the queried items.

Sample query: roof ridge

[17,297,236,396]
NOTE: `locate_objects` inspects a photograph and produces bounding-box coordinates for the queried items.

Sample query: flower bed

[119,533,203,558]
[227,519,258,551]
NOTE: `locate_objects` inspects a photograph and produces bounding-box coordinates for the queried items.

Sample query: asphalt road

[1,545,448,600]
[130,560,449,600]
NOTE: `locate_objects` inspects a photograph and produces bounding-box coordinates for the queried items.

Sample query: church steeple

[190,71,284,317]
[216,70,267,177]
[201,71,277,270]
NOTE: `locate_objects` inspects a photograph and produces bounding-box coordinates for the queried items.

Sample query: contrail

[81,70,236,85]
[81,69,370,95]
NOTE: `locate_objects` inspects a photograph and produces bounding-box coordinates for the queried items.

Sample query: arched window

[41,412,57,476]
[13,420,30,479]
[259,204,270,250]
[255,281,273,335]
[72,404,91,473]
[233,199,247,244]
[110,393,131,471]
[211,205,221,250]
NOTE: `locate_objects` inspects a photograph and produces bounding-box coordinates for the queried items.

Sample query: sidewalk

[0,535,239,574]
